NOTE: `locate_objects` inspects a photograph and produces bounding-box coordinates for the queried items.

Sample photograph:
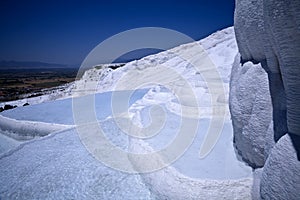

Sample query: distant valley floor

[0,68,77,103]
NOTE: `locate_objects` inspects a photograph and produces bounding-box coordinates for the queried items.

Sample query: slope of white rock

[0,128,154,200]
[0,27,254,199]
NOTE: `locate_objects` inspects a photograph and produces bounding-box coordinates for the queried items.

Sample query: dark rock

[4,104,14,110]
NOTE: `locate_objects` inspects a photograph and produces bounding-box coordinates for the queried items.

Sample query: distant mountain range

[0,61,78,69]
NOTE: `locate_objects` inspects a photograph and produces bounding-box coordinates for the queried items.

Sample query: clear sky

[0,0,235,65]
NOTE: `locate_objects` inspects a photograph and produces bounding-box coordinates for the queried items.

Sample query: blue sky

[0,0,234,65]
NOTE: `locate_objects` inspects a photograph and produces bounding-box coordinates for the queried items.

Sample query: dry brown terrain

[0,68,77,102]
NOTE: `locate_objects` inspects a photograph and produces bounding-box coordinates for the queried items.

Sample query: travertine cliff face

[232,0,300,199]
[235,0,300,146]
[229,55,273,168]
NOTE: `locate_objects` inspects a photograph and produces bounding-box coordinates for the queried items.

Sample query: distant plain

[0,68,77,102]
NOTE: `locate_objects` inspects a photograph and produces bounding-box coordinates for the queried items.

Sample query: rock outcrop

[260,134,300,200]
[232,0,300,199]
[234,0,300,150]
[229,55,273,168]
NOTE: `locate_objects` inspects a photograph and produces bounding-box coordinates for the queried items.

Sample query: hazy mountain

[0,61,77,69]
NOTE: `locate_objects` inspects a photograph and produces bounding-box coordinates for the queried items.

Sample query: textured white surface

[234,0,300,199]
[260,134,300,200]
[229,55,273,168]
[0,128,154,200]
[235,0,300,136]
